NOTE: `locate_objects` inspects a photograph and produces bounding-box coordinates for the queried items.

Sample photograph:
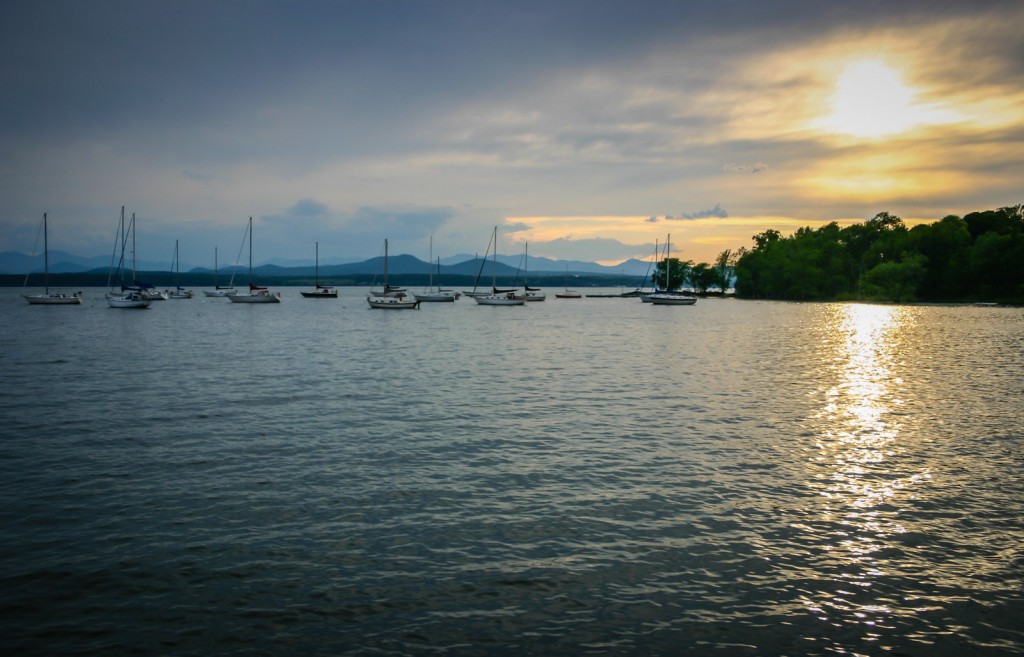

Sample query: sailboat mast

[214,247,218,288]
[131,213,137,287]
[491,226,497,288]
[666,234,671,290]
[315,241,319,287]
[42,213,49,294]
[248,216,253,287]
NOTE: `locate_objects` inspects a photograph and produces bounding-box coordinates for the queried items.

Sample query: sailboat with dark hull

[300,242,337,298]
[22,213,82,305]
[203,247,236,297]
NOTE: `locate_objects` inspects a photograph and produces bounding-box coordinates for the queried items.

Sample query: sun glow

[821,59,957,138]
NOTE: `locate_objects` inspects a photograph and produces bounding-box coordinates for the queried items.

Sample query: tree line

[726,206,1024,303]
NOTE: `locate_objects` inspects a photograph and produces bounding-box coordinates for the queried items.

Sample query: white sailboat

[203,247,236,297]
[107,209,152,308]
[227,217,281,303]
[22,213,82,305]
[555,263,581,299]
[367,239,419,309]
[300,242,338,298]
[475,227,525,306]
[165,240,193,299]
[649,234,697,306]
[415,237,460,302]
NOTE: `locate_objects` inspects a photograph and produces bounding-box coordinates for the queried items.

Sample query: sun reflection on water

[802,303,927,631]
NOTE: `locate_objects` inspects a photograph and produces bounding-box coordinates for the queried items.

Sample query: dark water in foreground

[1,288,1022,656]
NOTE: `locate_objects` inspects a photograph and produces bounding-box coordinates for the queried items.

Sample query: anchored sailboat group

[21,215,698,310]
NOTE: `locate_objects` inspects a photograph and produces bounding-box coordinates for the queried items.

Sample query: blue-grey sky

[2,0,1022,266]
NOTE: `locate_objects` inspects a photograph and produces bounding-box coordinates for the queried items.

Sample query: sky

[2,0,1022,267]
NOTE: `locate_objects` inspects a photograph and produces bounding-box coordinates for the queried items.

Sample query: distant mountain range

[0,250,654,278]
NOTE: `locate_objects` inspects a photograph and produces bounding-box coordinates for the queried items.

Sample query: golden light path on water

[802,304,927,638]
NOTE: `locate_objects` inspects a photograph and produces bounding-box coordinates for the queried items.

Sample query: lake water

[1,287,1022,656]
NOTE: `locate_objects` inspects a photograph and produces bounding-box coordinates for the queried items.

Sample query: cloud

[289,199,330,217]
[527,236,652,262]
[724,162,769,174]
[665,204,729,220]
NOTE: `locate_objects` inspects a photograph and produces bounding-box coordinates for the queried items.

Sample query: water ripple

[1,292,1022,655]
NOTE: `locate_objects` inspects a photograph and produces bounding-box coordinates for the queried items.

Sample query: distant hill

[0,250,175,274]
[2,249,654,278]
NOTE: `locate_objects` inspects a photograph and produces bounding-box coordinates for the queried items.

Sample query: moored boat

[108,291,151,309]
[203,247,236,297]
[164,240,193,299]
[647,234,697,306]
[227,217,281,304]
[22,213,82,305]
[415,239,460,302]
[300,242,338,298]
[367,239,419,309]
[474,227,525,306]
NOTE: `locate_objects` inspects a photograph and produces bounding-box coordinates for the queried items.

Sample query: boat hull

[300,290,338,298]
[227,291,281,303]
[474,295,525,306]
[108,296,151,309]
[367,295,419,309]
[414,291,459,302]
[203,289,235,297]
[24,293,82,305]
[649,294,697,305]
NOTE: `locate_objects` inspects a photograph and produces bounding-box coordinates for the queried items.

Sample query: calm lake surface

[2,287,1022,656]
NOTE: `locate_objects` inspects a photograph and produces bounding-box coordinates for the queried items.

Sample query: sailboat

[367,239,419,309]
[415,237,460,302]
[639,238,663,302]
[463,233,493,298]
[227,217,281,303]
[203,247,236,297]
[22,213,82,305]
[475,227,525,306]
[300,242,338,298]
[520,242,545,301]
[555,263,581,299]
[649,234,697,306]
[120,212,165,300]
[107,209,152,308]
[165,240,193,299]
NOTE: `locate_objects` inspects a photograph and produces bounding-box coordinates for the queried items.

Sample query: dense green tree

[690,263,717,294]
[713,249,736,292]
[861,254,927,302]
[732,206,1023,302]
[909,215,972,299]
[652,258,692,291]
